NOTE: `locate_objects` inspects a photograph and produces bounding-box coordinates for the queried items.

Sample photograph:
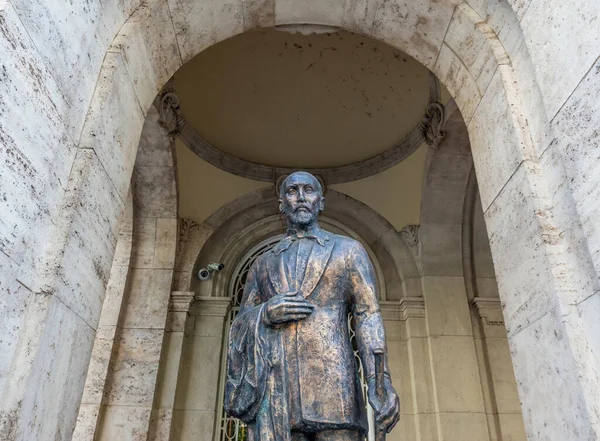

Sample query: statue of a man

[225,171,399,441]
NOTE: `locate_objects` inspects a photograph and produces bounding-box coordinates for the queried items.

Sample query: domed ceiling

[173,28,430,169]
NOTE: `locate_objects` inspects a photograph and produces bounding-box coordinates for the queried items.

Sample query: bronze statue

[225,171,400,441]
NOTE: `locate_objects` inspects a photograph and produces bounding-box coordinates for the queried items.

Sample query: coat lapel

[267,251,291,295]
[299,235,335,298]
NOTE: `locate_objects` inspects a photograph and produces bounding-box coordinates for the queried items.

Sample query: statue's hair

[279,172,323,199]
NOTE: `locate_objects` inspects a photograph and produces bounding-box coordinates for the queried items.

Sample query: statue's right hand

[264,291,314,325]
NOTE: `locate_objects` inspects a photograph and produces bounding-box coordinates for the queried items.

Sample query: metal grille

[217,235,374,441]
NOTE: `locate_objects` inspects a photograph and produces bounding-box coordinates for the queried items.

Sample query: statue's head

[279,171,324,227]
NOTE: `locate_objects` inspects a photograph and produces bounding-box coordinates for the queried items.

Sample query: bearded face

[279,172,324,227]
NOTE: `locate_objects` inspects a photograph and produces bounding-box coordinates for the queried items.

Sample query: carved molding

[169,291,195,312]
[158,91,186,138]
[473,297,505,327]
[399,224,420,259]
[379,297,425,321]
[420,102,445,148]
[189,296,231,317]
[165,76,445,184]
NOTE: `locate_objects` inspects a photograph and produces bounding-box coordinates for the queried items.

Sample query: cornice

[158,73,446,184]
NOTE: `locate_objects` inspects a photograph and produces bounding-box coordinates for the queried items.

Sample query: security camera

[197,262,225,281]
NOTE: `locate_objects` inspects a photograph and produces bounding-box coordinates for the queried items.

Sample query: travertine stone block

[167,0,244,63]
[10,0,115,138]
[275,0,344,26]
[552,57,600,279]
[372,0,455,69]
[35,149,123,327]
[433,44,481,122]
[98,265,131,327]
[342,0,378,34]
[508,306,598,441]
[520,0,600,118]
[438,412,490,441]
[96,405,153,441]
[0,3,76,272]
[154,332,185,408]
[171,410,216,441]
[175,336,222,411]
[506,0,532,21]
[3,295,94,441]
[492,413,527,441]
[429,336,486,413]
[80,52,145,202]
[406,337,435,413]
[423,276,472,337]
[420,223,463,276]
[80,325,117,404]
[72,403,101,441]
[109,0,182,114]
[154,218,178,269]
[485,0,524,61]
[131,218,157,269]
[105,328,165,406]
[136,107,175,168]
[468,67,532,210]
[485,338,522,414]
[443,5,499,95]
[242,0,275,29]
[148,408,174,441]
[133,166,177,218]
[122,269,173,329]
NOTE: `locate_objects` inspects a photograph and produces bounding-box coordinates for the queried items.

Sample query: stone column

[72,198,133,441]
[422,276,491,441]
[381,298,426,441]
[170,296,231,441]
[472,298,526,441]
[148,292,195,441]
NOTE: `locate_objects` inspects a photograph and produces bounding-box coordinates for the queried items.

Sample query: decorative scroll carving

[399,224,420,259]
[420,102,445,148]
[158,91,186,138]
[179,218,199,244]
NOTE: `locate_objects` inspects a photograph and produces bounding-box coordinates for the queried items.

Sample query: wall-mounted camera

[197,262,225,281]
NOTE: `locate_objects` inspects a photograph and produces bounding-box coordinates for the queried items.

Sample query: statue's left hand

[367,375,400,433]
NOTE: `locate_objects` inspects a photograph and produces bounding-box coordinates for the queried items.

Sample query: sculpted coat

[224,229,388,441]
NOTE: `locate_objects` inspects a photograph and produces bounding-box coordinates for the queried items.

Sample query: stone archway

[1,1,599,441]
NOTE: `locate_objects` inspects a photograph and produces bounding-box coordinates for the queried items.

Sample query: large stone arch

[1,1,599,441]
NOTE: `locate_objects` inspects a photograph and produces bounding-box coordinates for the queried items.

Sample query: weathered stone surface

[154,218,178,269]
[275,0,344,26]
[1,295,94,441]
[79,52,145,201]
[429,336,486,413]
[443,5,499,95]
[133,166,177,218]
[520,0,600,118]
[433,44,481,123]
[341,0,378,34]
[438,412,490,441]
[468,66,531,209]
[72,403,101,441]
[423,276,472,337]
[131,218,157,269]
[167,0,244,63]
[121,269,173,329]
[171,410,215,441]
[97,405,153,441]
[109,0,182,114]
[9,0,117,139]
[33,150,123,327]
[81,325,117,404]
[509,306,599,441]
[0,3,76,273]
[506,0,532,21]
[372,0,455,69]
[136,107,175,168]
[242,0,275,29]
[552,57,600,279]
[105,328,164,406]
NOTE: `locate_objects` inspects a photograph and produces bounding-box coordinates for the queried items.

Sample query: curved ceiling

[174,28,430,169]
